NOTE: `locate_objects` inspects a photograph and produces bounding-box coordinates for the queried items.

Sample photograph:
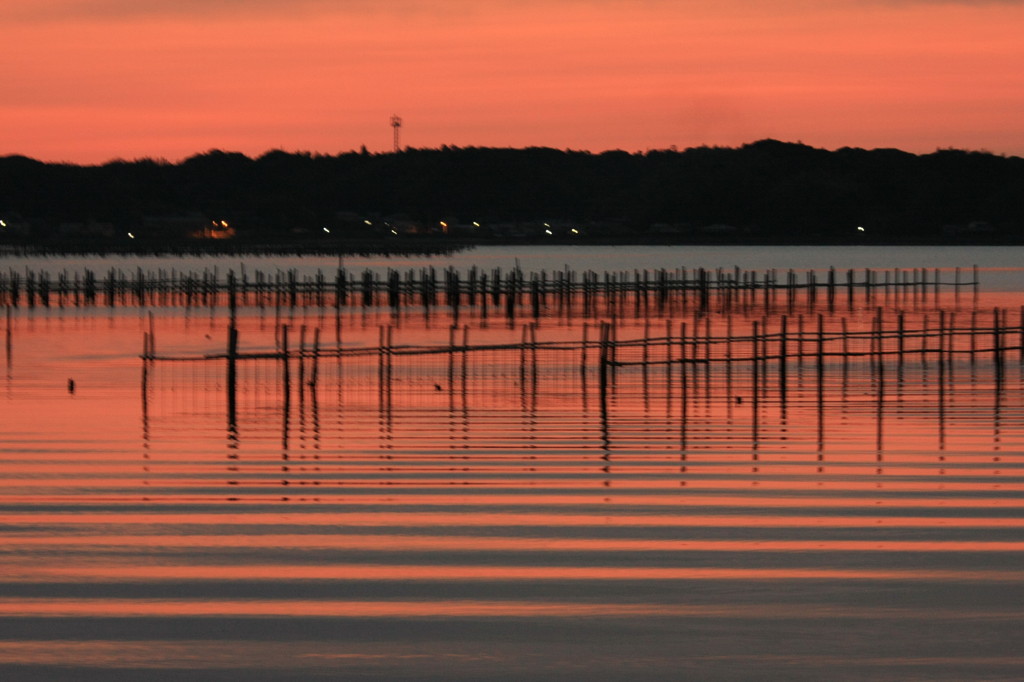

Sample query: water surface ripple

[1,254,1022,680]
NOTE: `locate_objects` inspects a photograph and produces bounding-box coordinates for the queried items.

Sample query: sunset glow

[4,1,1024,163]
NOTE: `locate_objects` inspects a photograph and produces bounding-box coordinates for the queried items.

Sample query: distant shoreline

[3,233,1023,259]
[3,141,1023,250]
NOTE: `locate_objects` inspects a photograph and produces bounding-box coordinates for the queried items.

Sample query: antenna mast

[390,115,402,152]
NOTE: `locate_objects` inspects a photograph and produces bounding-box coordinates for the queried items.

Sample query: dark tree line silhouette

[2,139,1023,249]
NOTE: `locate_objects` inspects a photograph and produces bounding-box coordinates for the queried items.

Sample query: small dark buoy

[67,378,75,394]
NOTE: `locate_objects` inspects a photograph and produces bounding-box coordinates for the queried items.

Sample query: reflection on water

[1,259,1023,680]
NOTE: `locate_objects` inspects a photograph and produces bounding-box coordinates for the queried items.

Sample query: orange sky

[4,0,1024,163]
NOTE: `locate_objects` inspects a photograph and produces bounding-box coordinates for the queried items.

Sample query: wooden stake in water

[140,328,151,453]
[598,321,612,456]
[875,314,884,455]
[580,322,589,405]
[4,306,11,375]
[751,320,759,453]
[817,313,825,451]
[281,324,290,451]
[938,309,946,450]
[679,322,688,453]
[309,327,320,389]
[227,324,238,440]
[641,319,650,410]
[450,325,459,412]
[993,307,1004,378]
[461,325,470,418]
[1019,305,1024,365]
[297,326,307,403]
[778,315,788,408]
[664,319,673,416]
[529,322,539,411]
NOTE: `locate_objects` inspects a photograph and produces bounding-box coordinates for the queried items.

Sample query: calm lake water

[1,246,1022,680]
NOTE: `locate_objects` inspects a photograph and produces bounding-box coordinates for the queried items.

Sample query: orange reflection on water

[2,511,1021,529]
[0,639,471,670]
[10,564,1024,583]
[7,491,1023,510]
[0,598,751,618]
[3,534,1022,554]
[1,640,1022,674]
[0,595,1021,621]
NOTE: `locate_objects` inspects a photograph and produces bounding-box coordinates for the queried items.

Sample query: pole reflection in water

[166,306,1024,482]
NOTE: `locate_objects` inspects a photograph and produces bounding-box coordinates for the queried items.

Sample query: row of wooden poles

[3,264,979,315]
[141,306,1022,453]
[143,305,1024,407]
[145,306,1024,367]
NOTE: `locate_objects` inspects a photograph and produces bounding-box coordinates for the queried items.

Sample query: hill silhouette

[2,140,1023,251]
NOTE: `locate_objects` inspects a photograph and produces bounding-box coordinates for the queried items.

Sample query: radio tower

[390,115,402,152]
